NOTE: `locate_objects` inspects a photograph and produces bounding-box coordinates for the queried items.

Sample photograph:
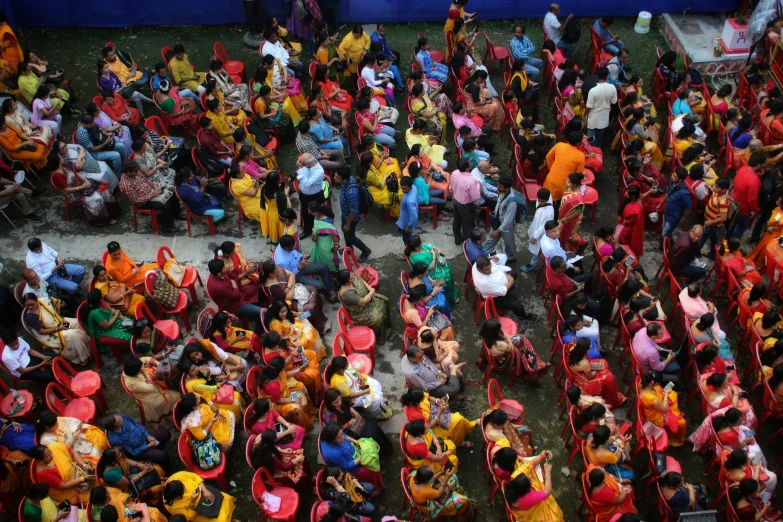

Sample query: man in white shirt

[540,220,587,274]
[470,160,499,207]
[671,113,706,140]
[584,67,617,147]
[261,28,303,76]
[544,3,575,58]
[25,238,85,295]
[472,256,538,321]
[296,153,326,238]
[22,268,51,299]
[521,188,554,272]
[1,330,55,382]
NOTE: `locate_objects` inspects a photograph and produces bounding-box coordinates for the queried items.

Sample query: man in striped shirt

[700,177,731,259]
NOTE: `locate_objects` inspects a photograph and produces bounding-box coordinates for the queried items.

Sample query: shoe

[31,187,48,199]
[174,213,188,221]
[523,313,539,322]
[449,400,468,411]
[25,213,44,223]
[506,257,517,264]
[358,250,371,263]
[519,264,539,273]
[160,225,178,233]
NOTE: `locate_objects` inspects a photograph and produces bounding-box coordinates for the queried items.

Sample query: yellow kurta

[367,142,402,178]
[337,33,371,75]
[417,392,476,446]
[165,471,236,522]
[169,55,206,92]
[254,86,300,126]
[205,109,235,144]
[106,59,142,85]
[365,165,402,217]
[411,97,447,144]
[269,318,324,357]
[185,378,244,419]
[406,129,446,167]
[230,174,265,226]
[95,279,146,317]
[211,90,247,126]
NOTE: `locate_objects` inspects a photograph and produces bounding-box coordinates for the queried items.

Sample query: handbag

[275,422,294,445]
[330,112,343,127]
[213,384,235,405]
[523,84,541,103]
[428,401,452,430]
[105,282,131,312]
[152,271,179,309]
[195,484,224,518]
[356,438,381,471]
[191,433,223,470]
[162,258,186,287]
[129,465,161,497]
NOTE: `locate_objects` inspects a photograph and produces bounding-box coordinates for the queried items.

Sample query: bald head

[478,160,491,173]
[299,153,316,166]
[749,139,763,152]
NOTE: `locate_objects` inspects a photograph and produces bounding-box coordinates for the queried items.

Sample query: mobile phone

[489,251,497,257]
[745,429,756,437]
[624,256,634,266]
[763,491,772,503]
[618,422,631,435]
[303,255,311,261]
[575,203,584,212]
[129,511,143,520]
[299,311,311,320]
[122,319,134,327]
[752,453,763,465]
[236,331,246,337]
[432,279,446,287]
[290,391,300,401]
[443,460,454,472]
[516,425,529,434]
[663,381,675,393]
[726,364,736,372]
[57,500,71,512]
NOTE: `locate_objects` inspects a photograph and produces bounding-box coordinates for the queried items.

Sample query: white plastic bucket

[635,11,652,34]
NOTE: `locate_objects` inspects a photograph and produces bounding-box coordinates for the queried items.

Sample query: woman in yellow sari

[409,465,477,522]
[257,356,314,432]
[0,16,22,74]
[584,425,635,482]
[253,67,299,128]
[23,484,87,522]
[22,295,91,365]
[185,339,248,390]
[401,388,476,447]
[624,109,664,170]
[183,361,244,420]
[89,486,167,522]
[175,392,235,451]
[232,128,278,170]
[262,55,306,115]
[163,471,237,522]
[229,166,265,231]
[586,465,637,522]
[625,74,658,119]
[205,311,260,354]
[360,134,401,179]
[403,418,459,472]
[406,120,448,169]
[91,266,145,317]
[358,150,402,218]
[639,370,687,448]
[36,412,107,459]
[749,195,783,263]
[326,355,391,419]
[31,443,97,505]
[410,83,447,144]
[264,299,325,357]
[505,457,564,522]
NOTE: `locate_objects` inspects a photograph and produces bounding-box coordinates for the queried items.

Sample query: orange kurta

[105,251,158,295]
[544,142,585,202]
[0,25,22,74]
[0,126,47,169]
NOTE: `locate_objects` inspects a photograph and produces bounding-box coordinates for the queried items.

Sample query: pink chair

[251,467,300,522]
[336,307,376,368]
[45,382,96,424]
[177,431,228,489]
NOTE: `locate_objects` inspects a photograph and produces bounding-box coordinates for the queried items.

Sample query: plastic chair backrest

[246,434,256,469]
[196,307,215,337]
[120,374,146,425]
[246,366,262,400]
[332,331,353,357]
[51,357,76,389]
[487,377,503,408]
[45,381,74,415]
[214,42,230,64]
[336,307,353,333]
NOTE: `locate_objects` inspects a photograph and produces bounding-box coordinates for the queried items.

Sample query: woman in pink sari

[616,185,644,257]
[401,285,455,342]
[558,173,585,253]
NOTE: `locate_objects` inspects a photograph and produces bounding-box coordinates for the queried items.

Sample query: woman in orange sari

[557,173,585,253]
[617,185,645,257]
[312,64,352,113]
[405,145,450,195]
[104,241,158,294]
[568,338,625,408]
[748,196,783,264]
[257,356,314,432]
[0,15,22,74]
[0,114,47,169]
[586,465,637,522]
[722,237,763,288]
[764,364,783,419]
[639,370,687,449]
[260,331,322,404]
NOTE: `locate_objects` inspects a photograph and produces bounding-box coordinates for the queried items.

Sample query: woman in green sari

[308,202,340,271]
[405,235,458,304]
[337,270,392,344]
[23,483,87,522]
[408,465,477,522]
[86,289,132,342]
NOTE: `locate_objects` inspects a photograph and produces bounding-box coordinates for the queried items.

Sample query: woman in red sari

[312,64,352,113]
[567,338,625,408]
[213,241,258,286]
[625,153,666,215]
[259,331,322,402]
[100,91,141,127]
[558,172,585,253]
[721,237,763,288]
[586,465,637,522]
[617,185,644,256]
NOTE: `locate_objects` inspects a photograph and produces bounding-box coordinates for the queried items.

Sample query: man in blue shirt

[396,177,418,246]
[151,62,201,103]
[333,167,371,262]
[659,167,693,247]
[103,414,171,468]
[274,234,339,301]
[509,24,544,82]
[592,17,624,56]
[370,24,405,94]
[464,228,508,266]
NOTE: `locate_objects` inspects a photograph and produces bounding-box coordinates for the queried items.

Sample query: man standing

[261,28,303,76]
[700,177,731,258]
[450,158,481,245]
[483,176,520,263]
[274,234,339,301]
[544,3,575,58]
[509,24,544,81]
[592,17,624,56]
[731,153,765,239]
[244,0,266,40]
[333,167,371,262]
[584,67,617,146]
[472,256,538,321]
[544,130,585,213]
[521,188,554,272]
[669,225,706,283]
[119,160,180,234]
[658,167,692,247]
[397,177,419,246]
[295,152,326,238]
[0,330,55,383]
[26,238,85,295]
[76,114,126,177]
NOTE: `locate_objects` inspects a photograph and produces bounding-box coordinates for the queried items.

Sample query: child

[521,188,555,272]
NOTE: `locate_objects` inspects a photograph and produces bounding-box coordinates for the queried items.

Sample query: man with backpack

[544,3,576,58]
[333,167,372,263]
[700,177,733,259]
[483,176,524,264]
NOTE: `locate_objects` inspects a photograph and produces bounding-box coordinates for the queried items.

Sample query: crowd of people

[3,0,783,521]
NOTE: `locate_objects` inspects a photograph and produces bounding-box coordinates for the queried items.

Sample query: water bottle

[12,389,24,405]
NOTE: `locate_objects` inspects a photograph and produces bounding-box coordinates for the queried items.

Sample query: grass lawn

[8,17,709,522]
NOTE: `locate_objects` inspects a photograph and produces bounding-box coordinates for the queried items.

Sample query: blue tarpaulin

[8,0,739,29]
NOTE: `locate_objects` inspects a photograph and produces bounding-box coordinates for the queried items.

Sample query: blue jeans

[203,208,226,222]
[399,227,413,245]
[178,88,200,103]
[357,483,375,513]
[661,219,677,246]
[387,64,404,89]
[238,303,264,321]
[731,213,750,239]
[679,264,707,283]
[374,126,396,148]
[699,224,724,257]
[46,264,85,294]
[94,144,125,176]
[524,56,544,82]
[586,127,607,147]
[285,60,303,77]
[131,69,153,89]
[556,40,574,58]
[217,157,233,167]
[604,41,625,56]
[296,263,335,294]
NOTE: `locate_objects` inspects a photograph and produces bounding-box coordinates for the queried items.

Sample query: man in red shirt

[547,256,603,320]
[206,259,262,324]
[731,153,765,239]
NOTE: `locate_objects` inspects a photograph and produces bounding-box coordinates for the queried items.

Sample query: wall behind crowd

[8,0,739,29]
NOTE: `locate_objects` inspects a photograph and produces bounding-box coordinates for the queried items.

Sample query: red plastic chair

[246,366,262,401]
[483,31,510,73]
[156,246,203,306]
[120,375,149,426]
[342,247,378,289]
[177,431,228,489]
[144,272,192,331]
[213,42,245,82]
[51,357,108,413]
[400,468,424,520]
[174,186,217,237]
[336,307,376,367]
[130,203,159,234]
[144,115,170,136]
[332,332,373,376]
[484,296,518,336]
[251,466,300,522]
[45,381,96,424]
